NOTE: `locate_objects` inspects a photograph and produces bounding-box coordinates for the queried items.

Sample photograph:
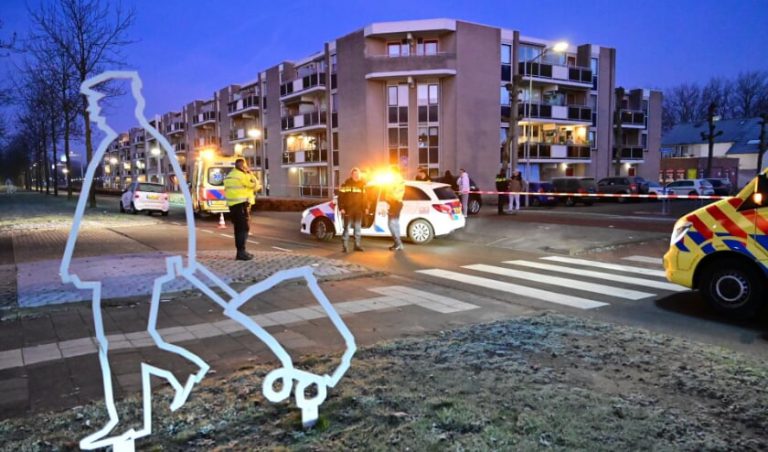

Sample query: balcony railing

[515,103,592,122]
[615,146,645,160]
[517,143,592,160]
[281,72,327,98]
[192,111,217,125]
[194,136,220,148]
[300,185,331,198]
[228,95,260,115]
[166,122,185,134]
[173,142,187,152]
[518,62,592,85]
[619,109,646,127]
[282,149,328,165]
[281,111,331,131]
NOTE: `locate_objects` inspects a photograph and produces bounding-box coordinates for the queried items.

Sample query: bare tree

[699,77,734,120]
[665,83,702,125]
[0,19,18,56]
[733,71,768,118]
[29,0,135,207]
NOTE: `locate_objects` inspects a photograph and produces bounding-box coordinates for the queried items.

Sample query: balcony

[518,62,592,89]
[515,103,592,124]
[194,136,220,149]
[229,128,254,143]
[280,73,327,101]
[615,146,645,160]
[166,122,185,135]
[228,95,260,116]
[192,111,217,127]
[518,143,592,160]
[173,142,187,153]
[281,111,332,133]
[365,52,457,80]
[619,109,647,128]
[282,149,328,165]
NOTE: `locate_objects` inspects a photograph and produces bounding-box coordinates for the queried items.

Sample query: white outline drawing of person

[60,71,356,452]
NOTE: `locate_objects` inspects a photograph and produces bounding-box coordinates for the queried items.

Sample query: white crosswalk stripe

[417,269,608,310]
[540,256,666,277]
[504,260,685,292]
[463,264,654,300]
[622,255,662,265]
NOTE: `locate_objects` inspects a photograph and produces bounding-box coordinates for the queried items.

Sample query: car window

[137,183,166,193]
[433,186,458,200]
[699,180,713,188]
[208,167,230,186]
[403,186,431,201]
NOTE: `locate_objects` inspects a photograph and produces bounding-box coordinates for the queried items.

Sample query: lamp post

[523,41,568,201]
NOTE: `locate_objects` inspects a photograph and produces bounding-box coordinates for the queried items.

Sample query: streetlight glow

[247,128,261,139]
[109,157,118,165]
[150,147,161,156]
[552,41,569,53]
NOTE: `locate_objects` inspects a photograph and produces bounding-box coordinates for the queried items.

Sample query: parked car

[596,176,650,202]
[550,177,597,206]
[521,181,557,207]
[664,179,715,197]
[300,181,465,245]
[647,181,667,198]
[705,178,735,196]
[457,178,482,215]
[120,182,169,215]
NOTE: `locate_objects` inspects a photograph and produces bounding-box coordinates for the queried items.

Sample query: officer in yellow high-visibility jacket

[224,159,262,260]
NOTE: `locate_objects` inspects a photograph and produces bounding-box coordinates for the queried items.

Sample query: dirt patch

[2,313,765,450]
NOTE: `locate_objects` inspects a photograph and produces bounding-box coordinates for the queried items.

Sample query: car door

[121,183,134,209]
[738,173,768,271]
[361,185,381,233]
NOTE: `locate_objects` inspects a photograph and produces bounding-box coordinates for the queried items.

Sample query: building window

[500,86,509,105]
[418,127,439,165]
[387,84,409,125]
[387,41,409,57]
[518,44,544,63]
[417,82,439,168]
[388,127,408,165]
[501,44,512,81]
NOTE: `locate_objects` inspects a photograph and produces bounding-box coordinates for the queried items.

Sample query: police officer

[339,167,366,253]
[496,169,509,214]
[224,158,261,260]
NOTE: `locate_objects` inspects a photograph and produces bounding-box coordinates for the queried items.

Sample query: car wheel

[161,210,169,217]
[311,217,335,241]
[565,196,575,207]
[689,190,698,197]
[146,210,153,216]
[698,258,765,318]
[617,191,628,203]
[408,219,434,244]
[130,202,139,214]
[468,197,481,215]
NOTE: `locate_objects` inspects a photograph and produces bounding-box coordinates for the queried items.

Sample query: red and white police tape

[467,190,730,200]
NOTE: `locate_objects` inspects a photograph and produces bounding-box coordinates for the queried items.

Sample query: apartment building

[103,18,662,197]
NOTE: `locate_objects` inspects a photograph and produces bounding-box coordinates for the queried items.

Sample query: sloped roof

[662,117,763,155]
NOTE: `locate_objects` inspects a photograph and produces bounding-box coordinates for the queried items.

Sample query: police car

[664,170,767,318]
[300,180,466,244]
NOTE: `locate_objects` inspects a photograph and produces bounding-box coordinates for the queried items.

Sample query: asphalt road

[84,196,768,359]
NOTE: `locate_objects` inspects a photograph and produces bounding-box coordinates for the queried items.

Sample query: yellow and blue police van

[664,169,768,318]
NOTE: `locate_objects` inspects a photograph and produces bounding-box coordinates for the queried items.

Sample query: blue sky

[2,0,767,132]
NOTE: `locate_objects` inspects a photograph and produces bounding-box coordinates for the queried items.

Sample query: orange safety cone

[218,213,226,229]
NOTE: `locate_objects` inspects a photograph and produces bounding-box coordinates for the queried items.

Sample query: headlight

[670,219,692,246]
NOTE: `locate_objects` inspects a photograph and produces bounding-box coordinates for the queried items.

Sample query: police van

[664,170,768,318]
[190,153,238,216]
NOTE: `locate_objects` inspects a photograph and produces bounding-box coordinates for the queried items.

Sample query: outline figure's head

[80,71,144,131]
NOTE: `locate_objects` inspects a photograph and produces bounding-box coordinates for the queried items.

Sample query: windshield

[208,167,230,186]
[434,186,458,200]
[137,183,166,193]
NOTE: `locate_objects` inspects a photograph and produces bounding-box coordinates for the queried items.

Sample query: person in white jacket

[457,168,471,217]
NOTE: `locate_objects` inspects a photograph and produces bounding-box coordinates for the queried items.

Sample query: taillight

[134,194,140,199]
[630,183,637,191]
[432,203,452,214]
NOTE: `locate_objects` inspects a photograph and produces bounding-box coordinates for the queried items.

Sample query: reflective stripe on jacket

[339,178,366,214]
[224,168,260,206]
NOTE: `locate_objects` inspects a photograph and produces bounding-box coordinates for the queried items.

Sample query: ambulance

[664,170,768,318]
[190,152,238,216]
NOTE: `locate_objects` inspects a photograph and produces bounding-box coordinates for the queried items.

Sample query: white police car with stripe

[300,181,466,244]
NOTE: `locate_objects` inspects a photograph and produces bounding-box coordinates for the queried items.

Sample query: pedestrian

[224,158,262,260]
[386,170,405,251]
[495,170,509,214]
[457,168,471,217]
[415,167,431,182]
[441,170,457,190]
[339,167,366,252]
[508,170,524,212]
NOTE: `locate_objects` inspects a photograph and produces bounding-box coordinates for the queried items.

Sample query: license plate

[453,207,461,214]
[146,194,159,200]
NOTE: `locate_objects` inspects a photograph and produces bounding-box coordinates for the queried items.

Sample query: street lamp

[523,41,569,197]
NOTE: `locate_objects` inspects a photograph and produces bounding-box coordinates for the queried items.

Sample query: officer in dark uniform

[339,167,366,253]
[495,170,510,214]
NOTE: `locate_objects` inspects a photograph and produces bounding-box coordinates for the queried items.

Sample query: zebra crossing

[416,255,681,310]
